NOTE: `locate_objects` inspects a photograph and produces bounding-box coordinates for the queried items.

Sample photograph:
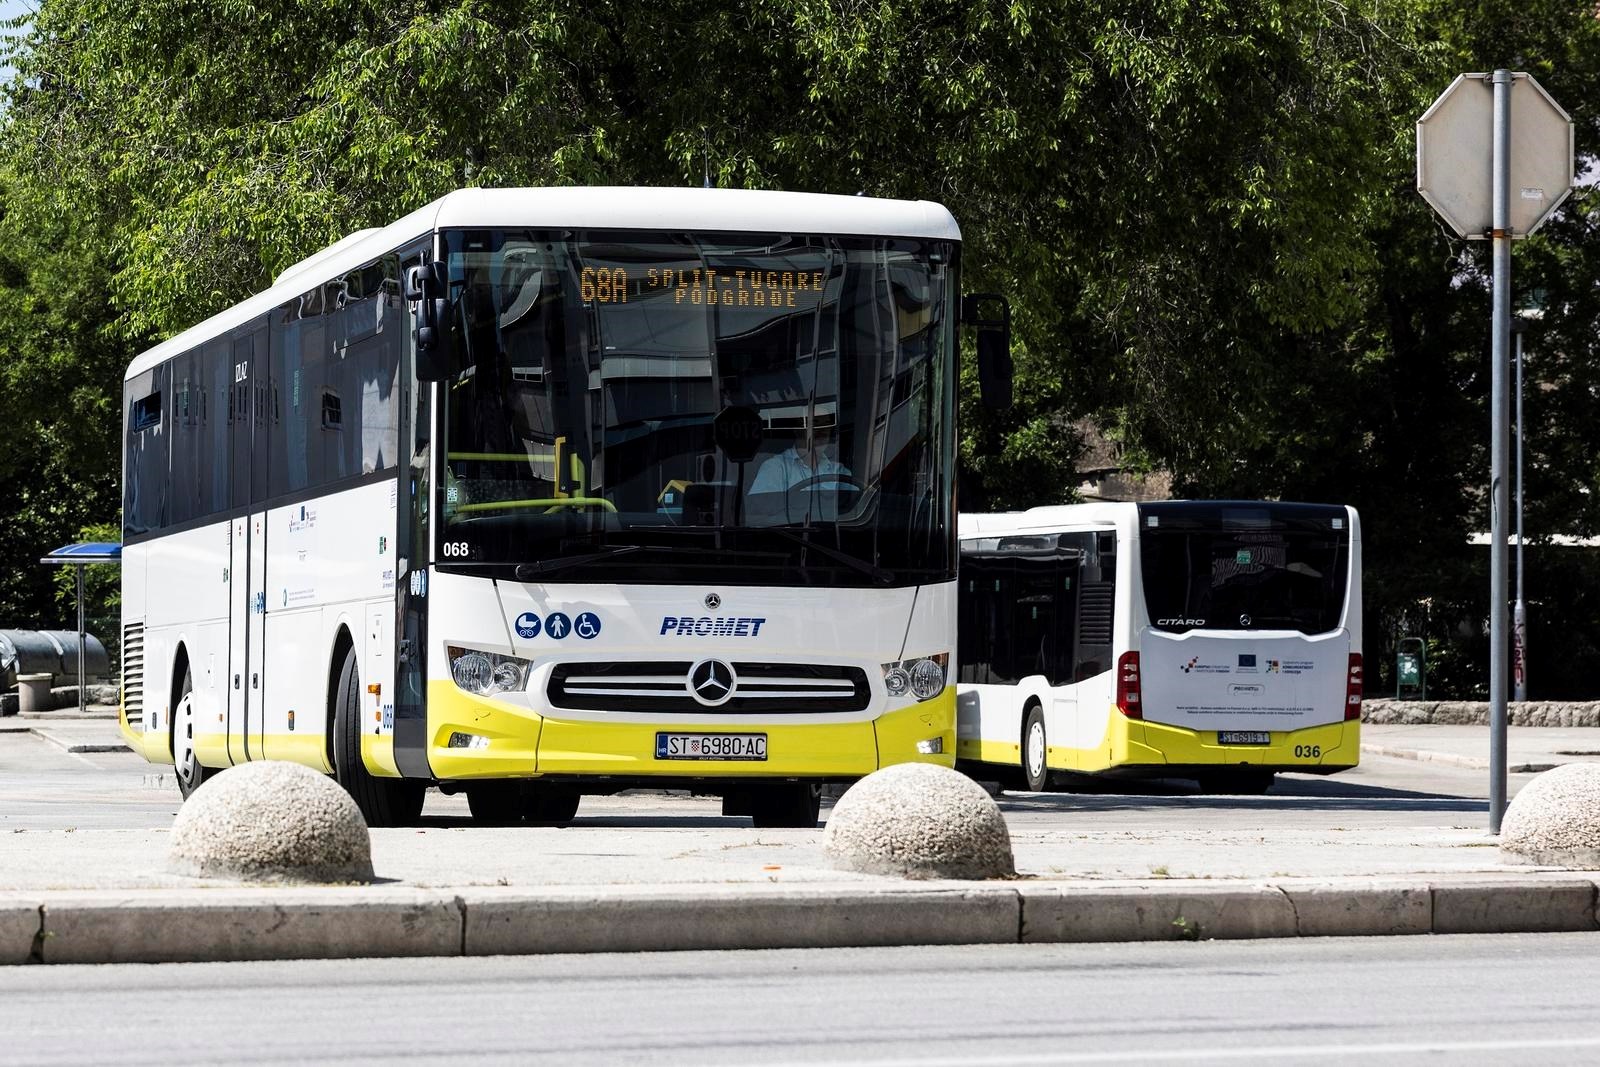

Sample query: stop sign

[1417,72,1574,239]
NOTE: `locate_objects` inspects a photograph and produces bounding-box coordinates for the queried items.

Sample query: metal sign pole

[1488,69,1512,833]
[1513,325,1528,704]
[1417,69,1572,832]
[76,563,87,715]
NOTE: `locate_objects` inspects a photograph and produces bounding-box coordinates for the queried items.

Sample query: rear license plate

[656,732,768,761]
[1217,731,1271,745]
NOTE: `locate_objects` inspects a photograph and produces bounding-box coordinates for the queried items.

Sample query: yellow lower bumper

[119,702,172,764]
[956,712,1359,776]
[1076,712,1360,774]
[424,680,954,780]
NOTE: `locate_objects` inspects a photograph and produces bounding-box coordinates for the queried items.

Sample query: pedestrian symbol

[575,612,602,640]
[545,612,572,639]
[514,612,542,639]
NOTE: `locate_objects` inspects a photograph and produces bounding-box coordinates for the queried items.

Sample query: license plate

[655,732,768,761]
[1217,731,1271,745]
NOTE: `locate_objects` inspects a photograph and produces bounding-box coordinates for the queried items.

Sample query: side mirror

[404,261,455,382]
[963,293,1013,411]
[977,330,1013,410]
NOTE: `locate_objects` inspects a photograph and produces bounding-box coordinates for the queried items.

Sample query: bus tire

[524,783,581,826]
[466,782,524,826]
[750,782,821,828]
[333,645,425,827]
[1022,705,1050,792]
[1198,770,1275,796]
[173,664,217,800]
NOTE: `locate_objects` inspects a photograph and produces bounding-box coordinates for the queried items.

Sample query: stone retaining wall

[1364,698,1600,728]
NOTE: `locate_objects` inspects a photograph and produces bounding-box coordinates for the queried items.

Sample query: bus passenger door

[226,513,249,765]
[247,506,267,759]
[226,330,269,764]
[1049,545,1081,769]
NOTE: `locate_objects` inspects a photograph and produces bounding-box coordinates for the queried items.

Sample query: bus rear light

[1346,653,1364,720]
[1116,651,1142,719]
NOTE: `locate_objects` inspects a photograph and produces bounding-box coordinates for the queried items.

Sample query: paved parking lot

[0,720,1553,891]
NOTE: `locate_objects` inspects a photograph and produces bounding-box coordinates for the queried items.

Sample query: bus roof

[125,187,962,382]
[960,502,1130,539]
[959,500,1356,540]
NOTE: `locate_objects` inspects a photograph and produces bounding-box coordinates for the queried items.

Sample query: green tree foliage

[0,0,1596,693]
[0,195,130,628]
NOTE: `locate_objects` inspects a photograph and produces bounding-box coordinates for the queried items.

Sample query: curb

[0,724,132,753]
[30,729,132,754]
[1361,742,1557,774]
[4,877,1597,965]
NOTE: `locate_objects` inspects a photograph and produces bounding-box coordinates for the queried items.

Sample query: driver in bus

[751,413,852,493]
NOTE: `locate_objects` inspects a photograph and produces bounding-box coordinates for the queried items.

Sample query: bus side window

[169,351,202,525]
[1012,553,1056,683]
[1049,548,1081,686]
[124,366,169,538]
[1070,531,1116,680]
[958,552,999,685]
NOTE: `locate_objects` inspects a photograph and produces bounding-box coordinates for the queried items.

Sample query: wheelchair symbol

[575,612,602,640]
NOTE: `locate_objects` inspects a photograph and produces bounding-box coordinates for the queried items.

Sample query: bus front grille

[547,661,872,713]
[122,621,145,732]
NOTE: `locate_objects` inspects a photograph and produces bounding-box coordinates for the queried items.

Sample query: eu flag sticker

[1238,654,1257,668]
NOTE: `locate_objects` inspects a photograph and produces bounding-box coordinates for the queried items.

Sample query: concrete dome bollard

[824,762,1015,879]
[1501,762,1600,867]
[167,761,375,883]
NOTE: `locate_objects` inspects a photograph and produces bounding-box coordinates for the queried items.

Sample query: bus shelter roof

[39,542,122,566]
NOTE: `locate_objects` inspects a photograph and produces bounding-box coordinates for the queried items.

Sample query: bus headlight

[881,653,948,702]
[447,646,534,696]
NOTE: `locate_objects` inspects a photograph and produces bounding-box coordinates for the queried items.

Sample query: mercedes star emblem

[1240,614,1252,627]
[704,593,722,610]
[688,658,737,707]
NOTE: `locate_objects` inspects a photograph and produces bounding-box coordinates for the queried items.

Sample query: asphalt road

[0,726,1514,833]
[4,934,1599,1065]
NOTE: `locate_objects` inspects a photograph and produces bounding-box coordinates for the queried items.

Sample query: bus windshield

[1138,503,1351,634]
[437,228,956,587]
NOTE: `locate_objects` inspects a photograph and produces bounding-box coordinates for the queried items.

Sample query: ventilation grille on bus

[1079,582,1115,647]
[547,661,872,714]
[121,621,145,732]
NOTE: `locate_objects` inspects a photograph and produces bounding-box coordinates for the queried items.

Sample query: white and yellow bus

[120,187,1009,826]
[955,501,1363,794]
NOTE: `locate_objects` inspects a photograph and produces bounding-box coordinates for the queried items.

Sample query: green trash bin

[1396,638,1426,700]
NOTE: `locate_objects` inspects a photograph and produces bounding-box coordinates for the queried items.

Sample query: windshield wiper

[765,528,894,585]
[513,543,708,579]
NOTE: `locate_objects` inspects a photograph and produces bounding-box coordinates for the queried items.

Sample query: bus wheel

[466,782,524,826]
[173,666,217,800]
[1022,705,1050,792]
[1198,770,1276,796]
[524,784,581,826]
[751,783,821,828]
[333,646,425,827]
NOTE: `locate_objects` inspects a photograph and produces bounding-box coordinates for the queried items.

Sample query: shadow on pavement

[992,786,1487,816]
[414,814,776,830]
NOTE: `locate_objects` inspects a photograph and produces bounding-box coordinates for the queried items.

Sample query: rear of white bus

[1115,501,1362,791]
